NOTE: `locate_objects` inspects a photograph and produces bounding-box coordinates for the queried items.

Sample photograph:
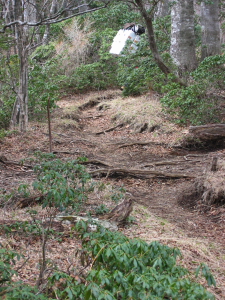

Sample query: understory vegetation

[0,153,216,300]
[1,1,225,299]
[0,228,216,300]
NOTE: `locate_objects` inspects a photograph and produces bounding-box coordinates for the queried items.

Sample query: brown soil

[0,90,225,299]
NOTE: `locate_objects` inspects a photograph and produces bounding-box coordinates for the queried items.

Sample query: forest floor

[0,89,225,299]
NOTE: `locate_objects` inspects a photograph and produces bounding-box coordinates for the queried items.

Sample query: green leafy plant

[29,53,61,121]
[46,224,215,300]
[0,249,21,286]
[161,54,225,125]
[94,204,110,215]
[33,157,91,212]
[0,54,18,129]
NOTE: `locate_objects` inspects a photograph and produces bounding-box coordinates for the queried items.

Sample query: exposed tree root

[0,155,32,169]
[90,167,194,179]
[81,159,113,167]
[116,141,168,149]
[95,123,124,135]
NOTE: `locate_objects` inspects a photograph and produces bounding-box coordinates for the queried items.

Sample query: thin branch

[0,2,109,33]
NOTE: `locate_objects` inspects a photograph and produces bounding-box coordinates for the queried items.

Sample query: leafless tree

[201,0,221,60]
[0,0,109,132]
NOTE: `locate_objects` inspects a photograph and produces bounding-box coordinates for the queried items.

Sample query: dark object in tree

[123,23,135,29]
[100,198,133,225]
[123,23,145,35]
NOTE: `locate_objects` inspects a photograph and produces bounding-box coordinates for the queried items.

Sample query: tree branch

[0,1,109,33]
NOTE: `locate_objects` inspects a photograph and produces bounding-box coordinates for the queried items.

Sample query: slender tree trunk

[134,0,186,86]
[170,0,197,76]
[135,0,171,75]
[201,0,221,60]
[9,1,29,131]
[47,98,52,152]
[18,52,29,132]
[16,25,29,132]
[11,99,19,128]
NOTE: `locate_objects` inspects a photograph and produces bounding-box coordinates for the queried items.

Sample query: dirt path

[0,90,225,298]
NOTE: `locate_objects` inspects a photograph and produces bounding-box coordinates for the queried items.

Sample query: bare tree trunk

[170,0,197,76]
[18,51,29,132]
[15,24,29,132]
[155,0,170,18]
[10,99,20,128]
[43,0,58,44]
[47,98,52,152]
[9,0,28,131]
[201,0,221,60]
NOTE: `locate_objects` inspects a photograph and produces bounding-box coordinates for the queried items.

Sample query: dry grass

[55,18,94,75]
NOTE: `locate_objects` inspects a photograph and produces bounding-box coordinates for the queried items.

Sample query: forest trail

[0,90,225,298]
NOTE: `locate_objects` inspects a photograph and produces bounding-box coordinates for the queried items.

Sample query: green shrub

[29,51,62,121]
[47,224,215,300]
[32,155,91,212]
[68,60,118,92]
[0,249,21,285]
[0,54,18,129]
[161,55,225,125]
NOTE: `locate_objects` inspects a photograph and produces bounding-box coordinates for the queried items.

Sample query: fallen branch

[90,167,194,179]
[143,160,184,167]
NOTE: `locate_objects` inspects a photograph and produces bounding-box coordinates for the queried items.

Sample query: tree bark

[16,25,29,132]
[189,124,225,141]
[201,0,221,60]
[170,0,197,76]
[155,0,170,18]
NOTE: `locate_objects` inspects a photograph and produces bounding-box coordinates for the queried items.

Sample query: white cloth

[110,29,140,55]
